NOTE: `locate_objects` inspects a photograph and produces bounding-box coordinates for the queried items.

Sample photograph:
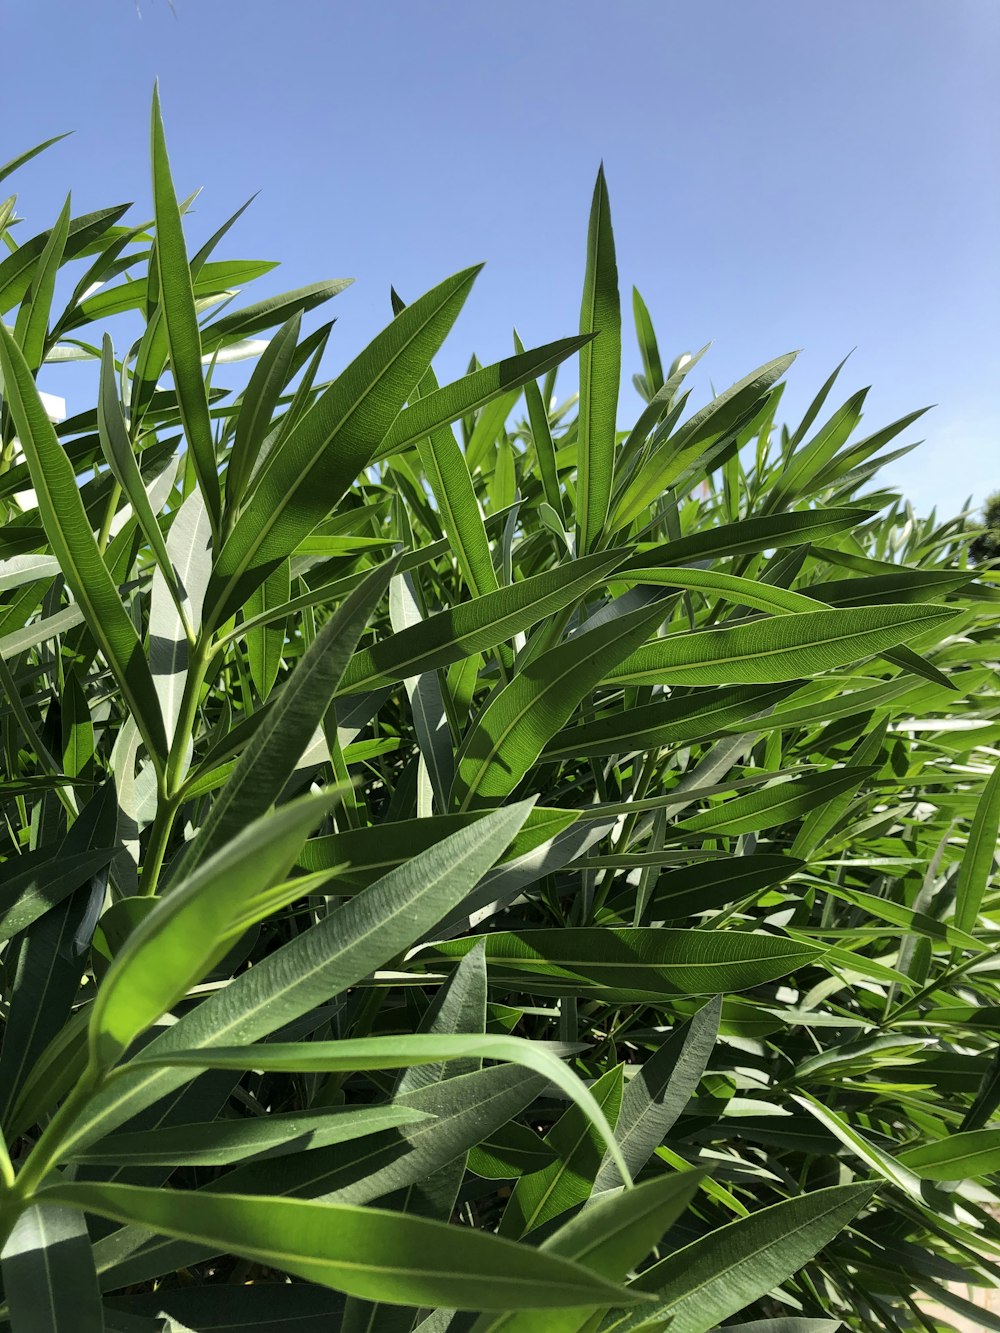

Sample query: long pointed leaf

[619,1183,877,1333]
[1,1203,103,1333]
[42,1182,639,1312]
[453,598,665,809]
[0,322,168,765]
[576,165,620,552]
[150,88,222,534]
[607,605,955,687]
[204,265,481,628]
[338,550,629,696]
[171,558,395,883]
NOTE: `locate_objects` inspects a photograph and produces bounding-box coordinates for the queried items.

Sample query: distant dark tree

[970,491,1000,566]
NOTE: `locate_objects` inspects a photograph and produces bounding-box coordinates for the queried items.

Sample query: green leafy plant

[971,490,1000,567]
[0,96,997,1332]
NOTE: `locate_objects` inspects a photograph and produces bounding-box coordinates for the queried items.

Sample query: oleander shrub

[0,95,998,1333]
[971,491,1000,567]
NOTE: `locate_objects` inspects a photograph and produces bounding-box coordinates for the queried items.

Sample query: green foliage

[0,104,997,1333]
[971,489,1000,566]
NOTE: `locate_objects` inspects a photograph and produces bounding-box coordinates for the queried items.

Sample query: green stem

[141,791,181,896]
[141,639,213,895]
[2,1064,104,1240]
[0,1127,15,1191]
[165,644,211,795]
[97,480,123,554]
[882,952,982,1027]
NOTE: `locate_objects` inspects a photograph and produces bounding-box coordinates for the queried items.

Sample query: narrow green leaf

[544,683,796,760]
[42,1182,639,1312]
[324,957,487,1333]
[632,287,664,397]
[809,568,974,607]
[129,1034,573,1075]
[676,768,874,837]
[619,1183,877,1333]
[621,565,820,616]
[0,194,15,239]
[610,353,797,533]
[516,328,565,521]
[61,667,95,778]
[97,334,180,603]
[204,265,480,628]
[72,1103,429,1168]
[649,854,804,921]
[227,311,301,511]
[453,598,665,809]
[0,791,113,1126]
[48,803,537,1157]
[199,278,352,352]
[0,847,115,947]
[396,939,488,1103]
[245,559,289,699]
[297,806,576,889]
[898,1128,1000,1181]
[64,258,277,331]
[0,323,167,765]
[1,1203,103,1333]
[150,87,222,534]
[88,789,339,1072]
[621,507,874,571]
[417,928,822,999]
[148,486,212,760]
[339,550,629,696]
[791,719,888,858]
[469,1122,555,1181]
[766,388,867,511]
[476,1172,706,1333]
[954,762,1000,935]
[89,1065,547,1292]
[133,1034,632,1189]
[792,1093,924,1198]
[722,673,928,736]
[374,333,592,462]
[396,327,500,600]
[594,996,721,1191]
[0,133,71,187]
[13,194,71,372]
[788,353,852,449]
[171,559,395,882]
[576,165,620,552]
[502,1064,624,1236]
[814,888,983,955]
[617,345,709,478]
[0,205,131,314]
[465,387,518,476]
[607,605,955,687]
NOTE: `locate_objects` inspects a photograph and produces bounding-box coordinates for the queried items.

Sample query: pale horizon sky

[2,0,997,519]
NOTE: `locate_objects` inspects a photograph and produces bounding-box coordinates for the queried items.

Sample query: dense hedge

[0,100,998,1333]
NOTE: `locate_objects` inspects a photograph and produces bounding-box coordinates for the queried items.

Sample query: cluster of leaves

[0,98,998,1333]
[971,492,1000,568]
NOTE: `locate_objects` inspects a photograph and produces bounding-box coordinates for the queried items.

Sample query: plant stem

[0,1064,104,1247]
[883,952,983,1027]
[97,480,123,553]
[141,790,181,895]
[0,1128,15,1191]
[141,638,212,895]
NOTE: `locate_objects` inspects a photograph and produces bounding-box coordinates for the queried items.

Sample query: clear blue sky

[4,0,997,517]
